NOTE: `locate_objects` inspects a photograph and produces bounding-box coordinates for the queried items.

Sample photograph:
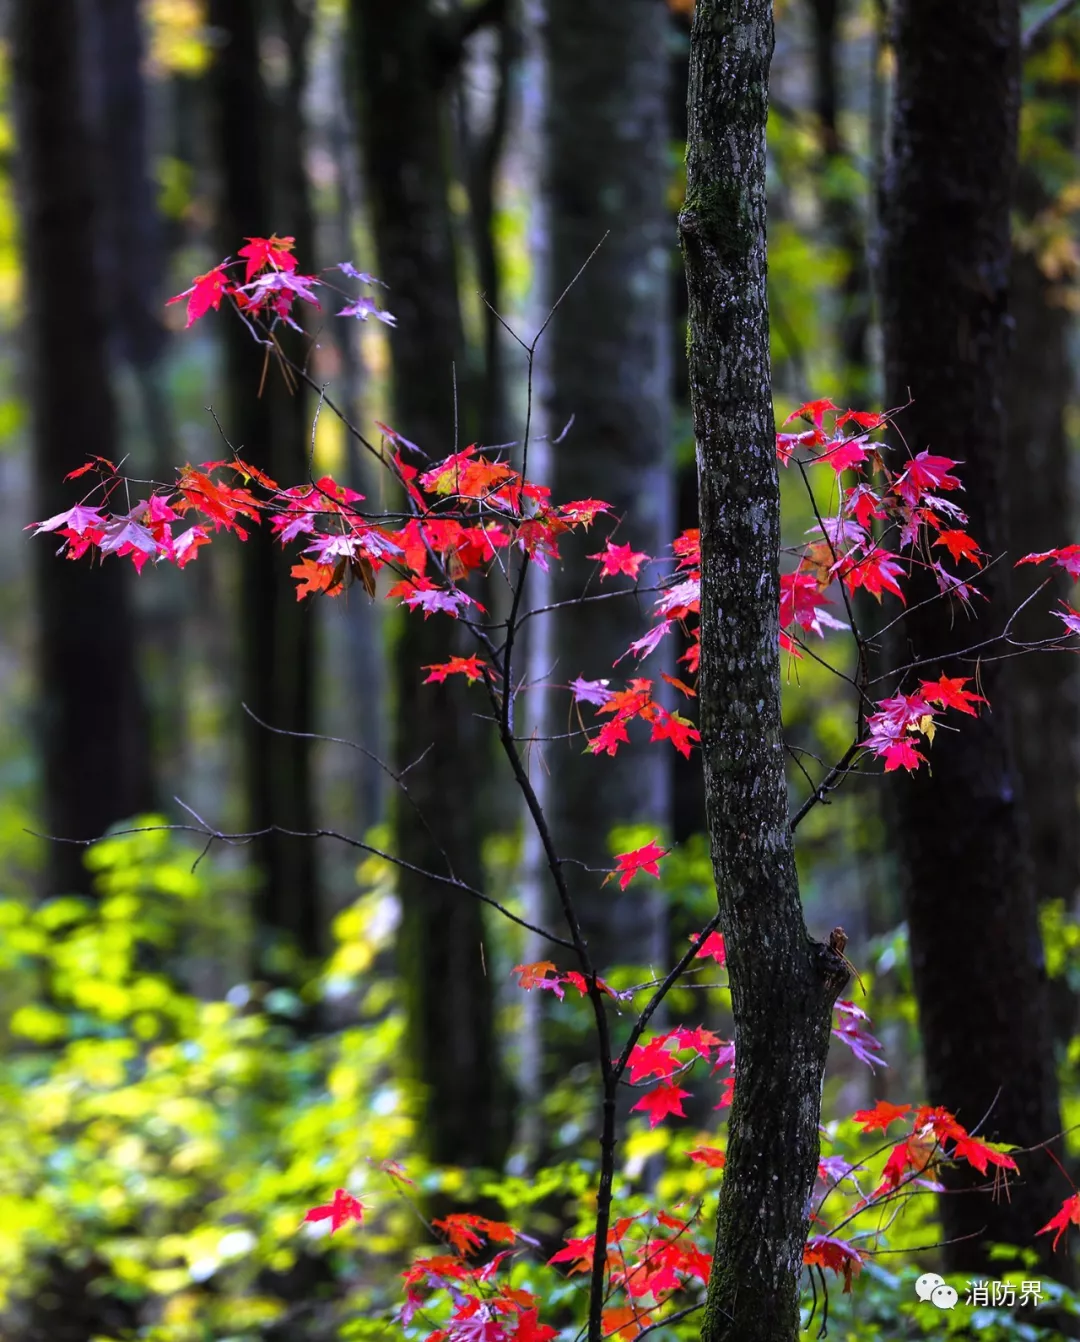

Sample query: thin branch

[29,818,575,951]
[613,913,724,1082]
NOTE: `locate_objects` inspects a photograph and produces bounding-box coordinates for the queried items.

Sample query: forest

[6,0,1080,1339]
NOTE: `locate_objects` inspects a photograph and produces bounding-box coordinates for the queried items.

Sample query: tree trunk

[81,0,167,372]
[807,0,872,397]
[1006,100,1080,1043]
[207,0,319,967]
[13,0,154,900]
[678,5,849,1339]
[349,0,512,1171]
[541,0,674,978]
[881,0,1070,1278]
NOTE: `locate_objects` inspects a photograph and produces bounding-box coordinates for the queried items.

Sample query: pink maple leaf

[587,539,649,580]
[303,1188,364,1234]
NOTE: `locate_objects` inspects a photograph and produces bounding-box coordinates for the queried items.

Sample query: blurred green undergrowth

[0,822,1077,1340]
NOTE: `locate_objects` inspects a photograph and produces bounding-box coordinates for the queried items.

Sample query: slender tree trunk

[543,0,674,979]
[13,0,154,900]
[679,5,849,1339]
[349,0,512,1171]
[881,0,1070,1278]
[668,11,709,846]
[207,0,319,967]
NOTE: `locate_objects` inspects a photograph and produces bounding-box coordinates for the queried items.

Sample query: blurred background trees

[2,0,1080,1337]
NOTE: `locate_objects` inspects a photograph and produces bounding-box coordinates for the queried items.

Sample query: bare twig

[29,818,574,951]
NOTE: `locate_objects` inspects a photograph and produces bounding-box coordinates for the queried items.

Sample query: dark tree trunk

[807,0,872,398]
[881,0,1070,1278]
[1006,102,1080,1037]
[207,0,319,966]
[543,0,674,978]
[679,5,849,1339]
[13,0,154,900]
[81,0,167,372]
[349,0,512,1171]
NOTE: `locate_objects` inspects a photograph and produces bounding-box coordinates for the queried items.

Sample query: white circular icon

[915,1272,945,1302]
[931,1284,958,1310]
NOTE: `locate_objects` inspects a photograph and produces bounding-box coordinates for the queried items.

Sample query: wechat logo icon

[916,1273,958,1310]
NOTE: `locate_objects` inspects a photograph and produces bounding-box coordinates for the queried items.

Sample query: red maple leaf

[433,1213,517,1256]
[606,839,668,889]
[1016,543,1080,578]
[631,1081,691,1127]
[934,529,982,566]
[669,1025,723,1057]
[64,455,116,481]
[587,539,649,579]
[589,715,632,757]
[172,526,211,568]
[894,451,962,506]
[291,557,340,600]
[600,1306,643,1341]
[853,1100,911,1133]
[803,1236,863,1292]
[687,1146,726,1168]
[176,466,261,535]
[953,1134,1018,1176]
[836,409,886,430]
[845,482,886,530]
[649,707,700,758]
[690,929,726,965]
[549,1234,601,1275]
[626,1035,681,1084]
[821,436,870,474]
[776,426,824,466]
[237,234,298,281]
[880,736,925,773]
[167,262,231,327]
[424,655,487,685]
[785,397,838,428]
[1038,1192,1080,1251]
[919,674,986,716]
[303,1188,363,1234]
[513,1310,557,1342]
[840,550,906,603]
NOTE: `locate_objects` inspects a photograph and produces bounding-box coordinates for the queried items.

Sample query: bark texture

[881,0,1070,1277]
[13,0,154,900]
[543,0,674,976]
[678,5,848,1339]
[350,0,512,1170]
[208,0,319,964]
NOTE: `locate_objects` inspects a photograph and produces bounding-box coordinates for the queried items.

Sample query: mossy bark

[678,5,848,1339]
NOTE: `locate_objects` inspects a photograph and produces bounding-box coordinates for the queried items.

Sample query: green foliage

[0,823,417,1338]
